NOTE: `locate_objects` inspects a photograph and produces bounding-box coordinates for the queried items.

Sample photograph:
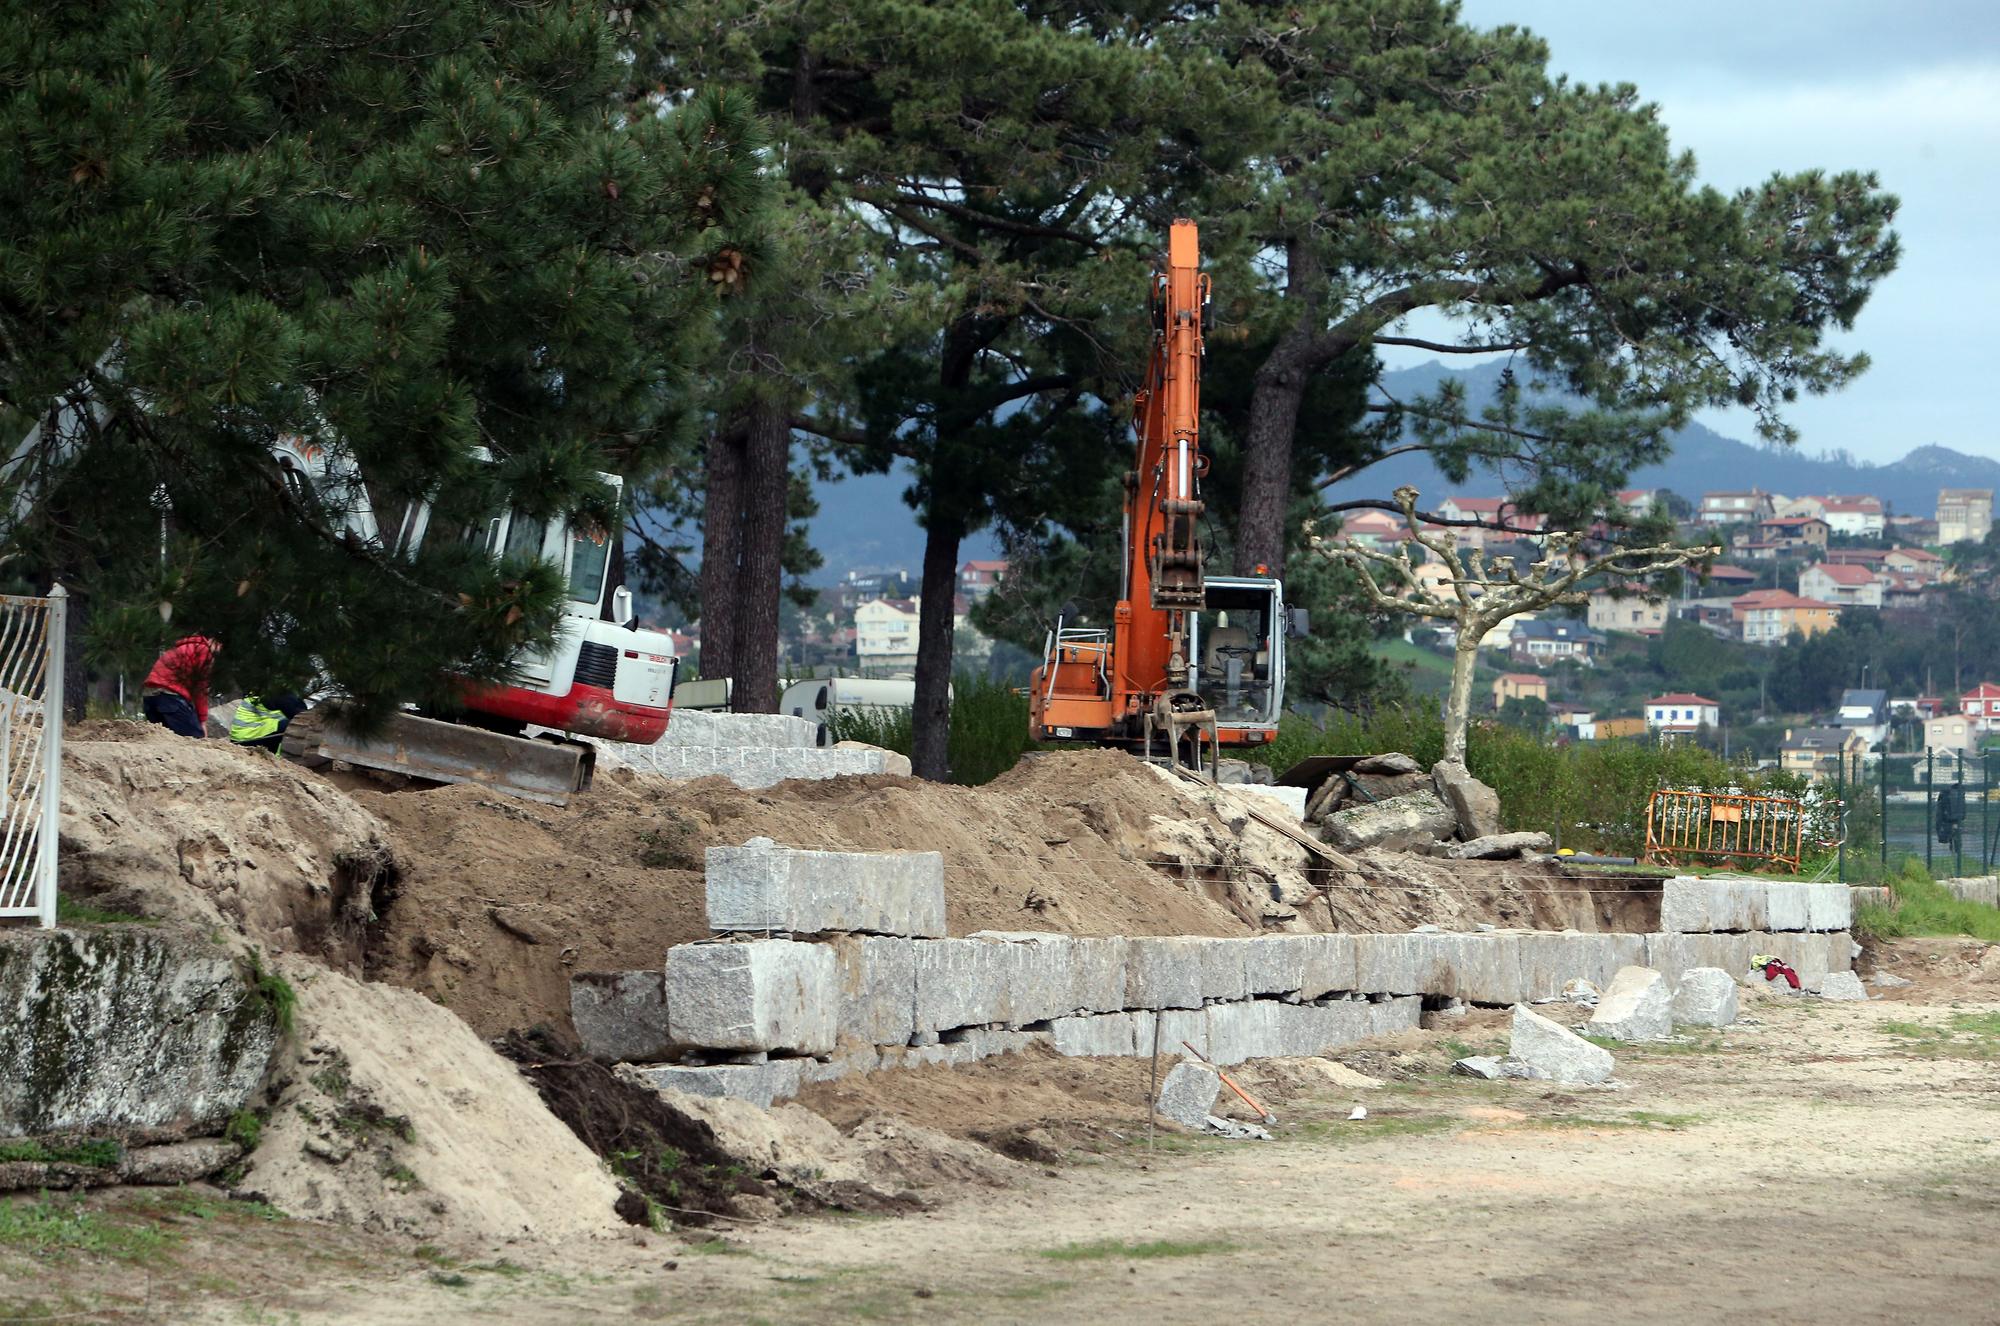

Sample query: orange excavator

[1029,220,1305,771]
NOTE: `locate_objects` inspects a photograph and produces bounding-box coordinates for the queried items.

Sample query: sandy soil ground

[9,966,1998,1325]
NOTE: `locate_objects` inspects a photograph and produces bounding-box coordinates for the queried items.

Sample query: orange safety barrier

[1642,788,1806,872]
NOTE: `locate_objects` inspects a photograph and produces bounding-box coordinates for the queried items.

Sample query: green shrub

[825,674,1035,786]
[1250,706,1814,856]
[1854,860,2000,943]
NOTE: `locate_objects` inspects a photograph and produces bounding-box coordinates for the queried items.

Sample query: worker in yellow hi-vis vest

[229,693,307,753]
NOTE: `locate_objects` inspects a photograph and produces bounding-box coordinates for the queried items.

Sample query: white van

[780,676,947,747]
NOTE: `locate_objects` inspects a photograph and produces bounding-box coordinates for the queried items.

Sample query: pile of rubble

[1297,754,1549,861]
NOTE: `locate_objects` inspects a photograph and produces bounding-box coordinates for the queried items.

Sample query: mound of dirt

[243,959,623,1247]
[60,729,396,968]
[57,731,1646,1046]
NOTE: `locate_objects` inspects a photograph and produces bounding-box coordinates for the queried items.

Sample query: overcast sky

[1406,0,2000,465]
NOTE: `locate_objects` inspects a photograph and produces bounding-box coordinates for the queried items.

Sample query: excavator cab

[1191,576,1290,739]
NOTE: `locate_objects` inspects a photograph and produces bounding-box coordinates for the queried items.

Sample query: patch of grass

[1040,1238,1237,1262]
[1854,863,2000,943]
[331,1100,415,1143]
[307,1055,351,1099]
[1534,1111,1704,1131]
[0,1138,122,1168]
[1585,1033,1725,1055]
[1878,1013,2000,1060]
[55,897,151,925]
[242,949,297,1035]
[683,1236,750,1257]
[145,1190,282,1223]
[0,1195,171,1265]
[225,1109,263,1152]
[1293,1114,1459,1144]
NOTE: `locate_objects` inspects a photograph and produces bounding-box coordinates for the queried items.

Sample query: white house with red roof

[1819,496,1886,537]
[1799,561,1884,608]
[1731,589,1842,644]
[1960,683,2000,735]
[957,559,1008,600]
[1432,496,1545,550]
[1338,508,1410,549]
[1646,693,1720,735]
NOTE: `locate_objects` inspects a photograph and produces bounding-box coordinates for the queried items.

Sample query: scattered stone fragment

[1561,979,1601,1007]
[1153,1060,1221,1128]
[1509,1005,1615,1085]
[1431,760,1503,840]
[1818,970,1868,1001]
[1202,1115,1272,1141]
[1446,831,1553,861]
[1869,972,1912,989]
[1452,1056,1508,1080]
[1586,966,1674,1042]
[1353,752,1421,775]
[1671,967,1739,1028]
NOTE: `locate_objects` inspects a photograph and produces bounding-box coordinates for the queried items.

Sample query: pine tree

[1205,0,1899,573]
[648,0,1248,777]
[0,1,766,717]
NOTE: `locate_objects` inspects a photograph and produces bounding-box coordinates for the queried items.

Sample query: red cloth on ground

[1761,960,1801,990]
[143,636,220,725]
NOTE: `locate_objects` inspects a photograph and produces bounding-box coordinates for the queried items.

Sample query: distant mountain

[1324,361,2000,517]
[805,462,1001,582]
[802,363,1998,581]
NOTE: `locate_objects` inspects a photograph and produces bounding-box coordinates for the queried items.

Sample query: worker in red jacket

[142,635,220,738]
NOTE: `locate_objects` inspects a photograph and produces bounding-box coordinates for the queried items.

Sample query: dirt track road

[13,988,2000,1325]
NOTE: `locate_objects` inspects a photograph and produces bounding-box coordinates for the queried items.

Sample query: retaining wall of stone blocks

[655,710,818,749]
[599,709,896,788]
[610,743,892,788]
[1849,874,1998,910]
[706,842,946,937]
[585,852,1856,1108]
[1658,877,1851,934]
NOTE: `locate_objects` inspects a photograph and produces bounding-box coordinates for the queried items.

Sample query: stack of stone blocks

[603,708,892,789]
[573,849,1854,1108]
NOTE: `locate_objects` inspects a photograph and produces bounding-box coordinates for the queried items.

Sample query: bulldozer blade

[287,710,589,806]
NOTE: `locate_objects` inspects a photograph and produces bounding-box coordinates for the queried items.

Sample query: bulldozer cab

[1191,575,1287,731]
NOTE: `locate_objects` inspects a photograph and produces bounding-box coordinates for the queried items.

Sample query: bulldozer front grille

[574,641,618,689]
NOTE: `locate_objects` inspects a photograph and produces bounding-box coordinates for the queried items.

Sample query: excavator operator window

[1194,583,1278,726]
[566,524,610,607]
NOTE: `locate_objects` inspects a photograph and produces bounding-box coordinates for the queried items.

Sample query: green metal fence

[1826,749,1997,883]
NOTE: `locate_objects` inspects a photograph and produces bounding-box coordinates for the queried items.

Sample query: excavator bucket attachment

[283,709,591,806]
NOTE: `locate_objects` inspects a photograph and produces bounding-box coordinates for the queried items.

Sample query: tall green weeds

[825,674,1035,786]
[1250,708,1814,856]
[1854,860,2000,943]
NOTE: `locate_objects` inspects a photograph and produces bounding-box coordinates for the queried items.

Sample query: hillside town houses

[1292,482,1997,775]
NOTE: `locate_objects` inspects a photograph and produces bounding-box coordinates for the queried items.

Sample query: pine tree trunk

[1234,243,1323,576]
[1443,633,1481,765]
[911,513,963,782]
[696,425,744,686]
[1235,366,1306,575]
[731,398,790,713]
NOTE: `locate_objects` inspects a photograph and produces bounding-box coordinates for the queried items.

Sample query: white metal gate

[0,586,64,926]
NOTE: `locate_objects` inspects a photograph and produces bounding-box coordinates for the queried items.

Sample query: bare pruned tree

[1321,486,1719,764]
